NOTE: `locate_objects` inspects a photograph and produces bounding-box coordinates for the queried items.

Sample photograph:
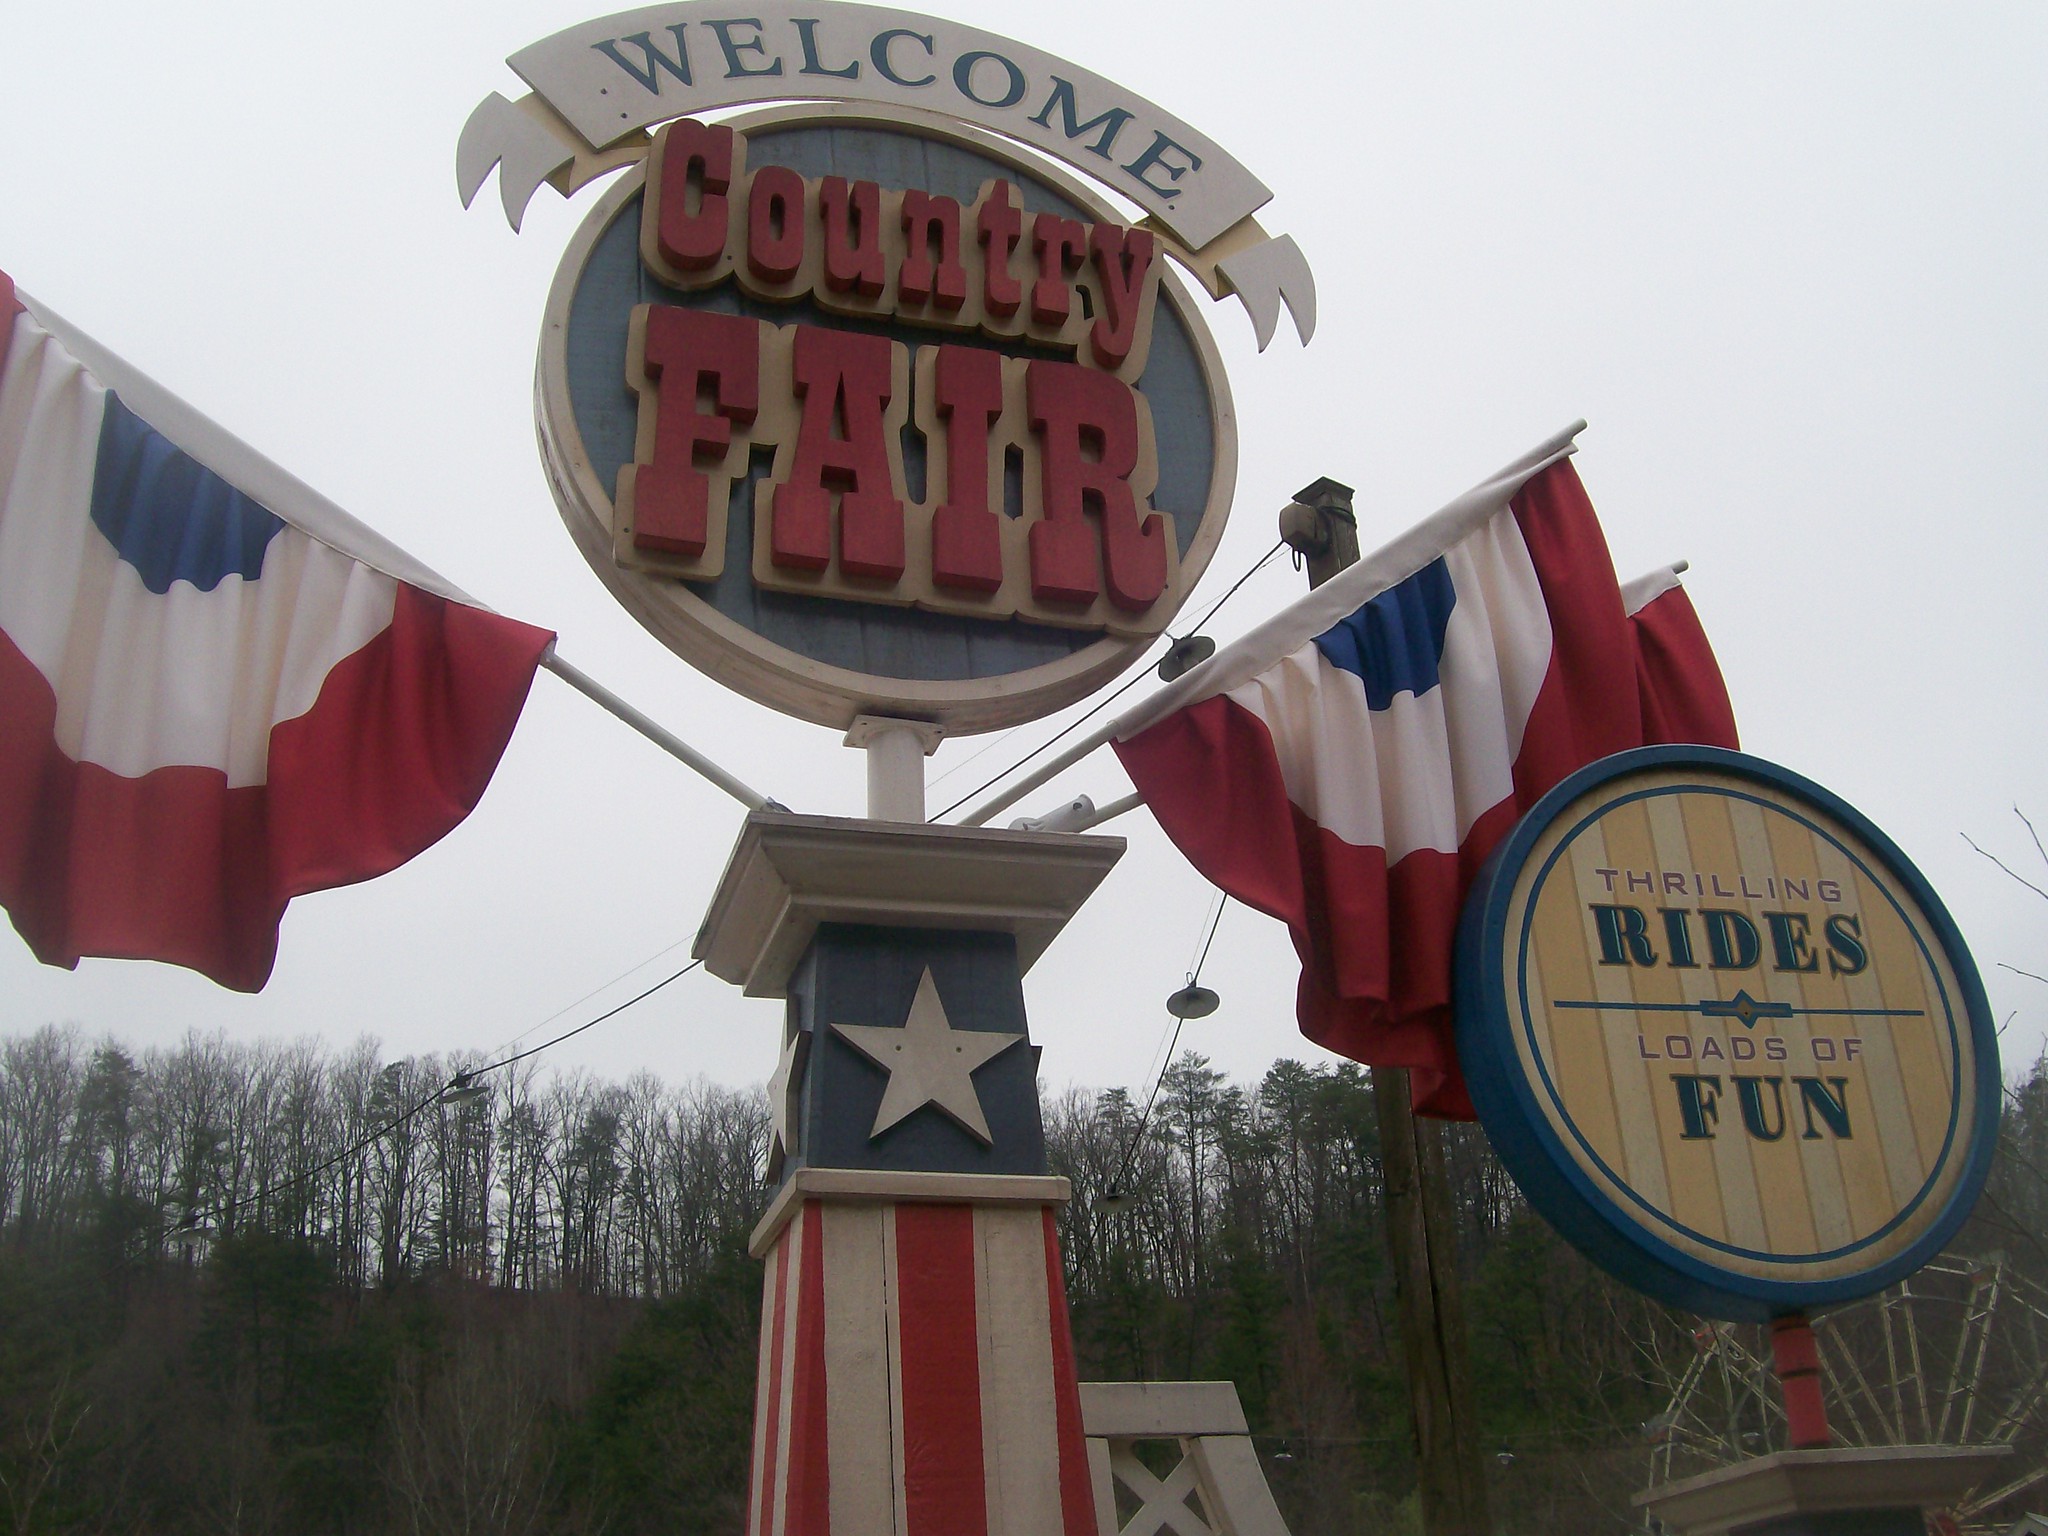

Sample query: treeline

[0,1028,767,1296]
[1,1024,2042,1535]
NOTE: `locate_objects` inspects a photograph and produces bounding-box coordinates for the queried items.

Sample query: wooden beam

[1284,483,1491,1536]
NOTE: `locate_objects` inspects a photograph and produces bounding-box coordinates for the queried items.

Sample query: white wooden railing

[1079,1382,1290,1536]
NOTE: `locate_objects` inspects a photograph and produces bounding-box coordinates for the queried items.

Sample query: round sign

[536,103,1236,734]
[1455,746,1999,1320]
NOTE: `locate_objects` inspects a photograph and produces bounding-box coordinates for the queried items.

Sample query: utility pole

[1280,477,1492,1536]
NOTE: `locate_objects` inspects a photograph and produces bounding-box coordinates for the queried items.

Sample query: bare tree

[382,1326,558,1536]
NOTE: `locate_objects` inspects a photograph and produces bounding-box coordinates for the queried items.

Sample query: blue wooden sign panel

[562,120,1219,686]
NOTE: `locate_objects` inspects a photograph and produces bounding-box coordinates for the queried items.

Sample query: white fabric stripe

[746,1238,781,1536]
[1113,420,1584,742]
[0,313,398,785]
[1226,506,1551,861]
[1621,562,1686,616]
[771,1212,804,1536]
[18,291,475,606]
[976,1206,1064,1536]
[822,1204,897,1535]
[0,309,105,674]
[882,1207,911,1536]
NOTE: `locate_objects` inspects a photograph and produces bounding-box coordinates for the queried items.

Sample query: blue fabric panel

[1313,556,1458,710]
[90,394,285,594]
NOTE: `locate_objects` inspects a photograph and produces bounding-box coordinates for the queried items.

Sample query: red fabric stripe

[1291,802,1521,1120]
[1505,461,1644,802]
[745,1254,776,1536]
[894,1204,988,1536]
[1633,586,1739,750]
[756,1233,793,1536]
[1040,1209,1099,1536]
[1116,459,1737,1119]
[1114,694,1308,931]
[0,271,23,340]
[0,585,551,990]
[782,1202,831,1536]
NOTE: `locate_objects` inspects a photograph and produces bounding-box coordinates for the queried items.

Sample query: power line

[929,540,1285,824]
[1185,539,1287,638]
[170,541,1287,1235]
[173,958,705,1236]
[466,959,702,1077]
[931,648,1157,822]
[1103,893,1229,1201]
[471,933,696,1066]
[1185,884,1229,979]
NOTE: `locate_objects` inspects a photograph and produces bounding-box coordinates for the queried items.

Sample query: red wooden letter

[655,119,733,273]
[820,176,886,298]
[747,165,808,284]
[632,307,760,558]
[772,327,906,580]
[1087,224,1155,370]
[929,346,1004,593]
[976,181,1023,318]
[1026,360,1165,611]
[899,191,968,312]
[1030,214,1087,327]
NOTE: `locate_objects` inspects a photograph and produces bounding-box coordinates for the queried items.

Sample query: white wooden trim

[695,810,1125,997]
[748,1165,1069,1255]
[1078,1383,1247,1439]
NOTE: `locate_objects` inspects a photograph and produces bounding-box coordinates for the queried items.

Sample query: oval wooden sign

[1456,746,1999,1320]
[536,105,1235,734]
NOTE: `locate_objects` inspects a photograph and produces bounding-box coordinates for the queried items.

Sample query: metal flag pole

[953,421,1588,830]
[25,291,777,819]
[541,650,773,812]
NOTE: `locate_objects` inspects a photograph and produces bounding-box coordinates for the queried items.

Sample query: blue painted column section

[780,923,1048,1179]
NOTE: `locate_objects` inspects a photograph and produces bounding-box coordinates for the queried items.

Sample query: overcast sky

[3,2,2043,1104]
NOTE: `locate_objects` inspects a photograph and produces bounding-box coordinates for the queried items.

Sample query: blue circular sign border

[1517,781,1966,1267]
[1454,745,2000,1321]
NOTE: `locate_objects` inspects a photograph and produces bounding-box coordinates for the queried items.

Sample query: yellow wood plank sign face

[1455,747,1999,1321]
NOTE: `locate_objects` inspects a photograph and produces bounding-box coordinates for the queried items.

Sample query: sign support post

[462,12,1317,1525]
[1767,1315,1832,1452]
[1453,745,2005,1536]
[1280,483,1492,1536]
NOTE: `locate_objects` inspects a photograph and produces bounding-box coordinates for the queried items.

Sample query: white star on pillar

[767,1026,807,1158]
[831,968,1023,1145]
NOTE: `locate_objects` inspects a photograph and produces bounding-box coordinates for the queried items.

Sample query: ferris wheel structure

[1646,1255,2048,1533]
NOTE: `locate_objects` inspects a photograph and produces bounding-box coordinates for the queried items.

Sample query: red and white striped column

[747,1182,1097,1536]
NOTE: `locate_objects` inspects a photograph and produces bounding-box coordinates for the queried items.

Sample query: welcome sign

[1456,746,1999,1320]
[463,3,1313,733]
[619,117,1177,626]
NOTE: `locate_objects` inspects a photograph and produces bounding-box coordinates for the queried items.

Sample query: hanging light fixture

[1165,982,1220,1019]
[1156,633,1216,683]
[1098,1187,1130,1212]
[441,1072,491,1106]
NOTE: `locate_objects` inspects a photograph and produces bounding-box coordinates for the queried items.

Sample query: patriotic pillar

[696,810,1125,1536]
